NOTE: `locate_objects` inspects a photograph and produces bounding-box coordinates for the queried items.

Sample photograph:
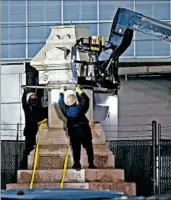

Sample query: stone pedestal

[6,88,136,196]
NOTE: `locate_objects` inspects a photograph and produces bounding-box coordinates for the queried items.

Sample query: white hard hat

[66,94,77,106]
[26,92,35,103]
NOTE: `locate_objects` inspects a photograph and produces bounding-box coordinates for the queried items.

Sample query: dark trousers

[68,123,94,165]
[20,125,37,169]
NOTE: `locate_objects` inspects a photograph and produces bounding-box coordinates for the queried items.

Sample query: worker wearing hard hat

[58,85,96,170]
[20,91,44,169]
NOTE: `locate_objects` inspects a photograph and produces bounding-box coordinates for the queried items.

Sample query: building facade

[1,0,171,140]
[2,0,171,61]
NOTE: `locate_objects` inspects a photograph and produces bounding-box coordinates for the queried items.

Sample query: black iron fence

[1,140,25,189]
[1,121,171,197]
[107,139,171,196]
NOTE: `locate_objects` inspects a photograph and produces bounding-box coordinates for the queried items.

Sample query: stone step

[6,182,136,196]
[30,144,113,156]
[28,152,115,169]
[39,137,105,145]
[17,169,124,184]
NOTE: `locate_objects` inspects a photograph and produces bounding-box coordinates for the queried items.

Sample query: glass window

[2,0,9,22]
[64,0,97,21]
[135,41,152,57]
[135,32,153,57]
[136,1,170,20]
[85,23,97,36]
[9,0,25,22]
[1,45,9,59]
[28,1,44,21]
[99,0,134,21]
[2,25,26,58]
[153,2,170,20]
[152,40,170,56]
[28,0,61,22]
[99,23,111,40]
[10,44,26,58]
[135,1,152,18]
[28,43,45,58]
[44,0,61,21]
[28,24,52,57]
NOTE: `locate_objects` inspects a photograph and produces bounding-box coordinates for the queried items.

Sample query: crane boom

[71,8,171,93]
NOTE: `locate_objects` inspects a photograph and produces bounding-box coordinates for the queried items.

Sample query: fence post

[157,124,161,194]
[152,120,157,195]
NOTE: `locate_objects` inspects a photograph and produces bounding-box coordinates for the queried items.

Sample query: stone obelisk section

[6,25,136,195]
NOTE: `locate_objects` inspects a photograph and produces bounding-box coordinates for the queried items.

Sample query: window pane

[135,32,153,57]
[153,2,170,20]
[10,0,26,22]
[135,1,152,18]
[28,43,45,58]
[2,25,26,58]
[10,44,26,58]
[2,26,9,43]
[2,27,10,58]
[28,0,61,22]
[135,1,170,20]
[44,0,61,21]
[99,0,133,21]
[1,46,9,58]
[64,0,97,21]
[28,24,52,57]
[135,41,152,57]
[2,0,9,22]
[99,23,111,40]
[152,40,170,56]
[84,23,97,36]
[28,1,44,21]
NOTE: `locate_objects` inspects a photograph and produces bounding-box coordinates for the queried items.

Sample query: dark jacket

[58,92,89,127]
[22,91,44,135]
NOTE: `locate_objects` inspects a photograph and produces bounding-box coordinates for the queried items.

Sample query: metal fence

[1,140,25,189]
[107,139,171,196]
[1,122,171,196]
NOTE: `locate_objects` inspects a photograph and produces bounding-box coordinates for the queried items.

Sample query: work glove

[60,86,66,93]
[76,85,83,95]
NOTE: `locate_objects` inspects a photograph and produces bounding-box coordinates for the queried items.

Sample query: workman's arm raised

[76,86,90,114]
[58,88,67,116]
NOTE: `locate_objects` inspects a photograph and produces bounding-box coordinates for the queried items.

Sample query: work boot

[72,162,81,171]
[88,163,97,169]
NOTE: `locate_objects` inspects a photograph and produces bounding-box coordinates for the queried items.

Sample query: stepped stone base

[6,182,136,196]
[17,169,124,183]
[28,145,115,169]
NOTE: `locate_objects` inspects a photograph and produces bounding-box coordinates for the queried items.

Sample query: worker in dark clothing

[58,85,96,170]
[20,90,44,169]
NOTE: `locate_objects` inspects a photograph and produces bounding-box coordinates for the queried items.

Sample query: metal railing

[1,121,171,196]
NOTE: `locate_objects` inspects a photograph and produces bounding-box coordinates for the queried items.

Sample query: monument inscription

[38,170,85,183]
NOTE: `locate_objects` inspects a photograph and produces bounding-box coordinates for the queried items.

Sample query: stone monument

[6,25,136,196]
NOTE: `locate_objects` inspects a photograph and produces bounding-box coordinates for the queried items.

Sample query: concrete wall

[1,64,26,140]
[118,77,171,140]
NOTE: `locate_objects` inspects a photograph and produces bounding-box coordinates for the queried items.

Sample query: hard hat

[66,94,77,106]
[26,92,36,103]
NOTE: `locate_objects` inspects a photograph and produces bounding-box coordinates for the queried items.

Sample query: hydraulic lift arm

[72,8,171,93]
